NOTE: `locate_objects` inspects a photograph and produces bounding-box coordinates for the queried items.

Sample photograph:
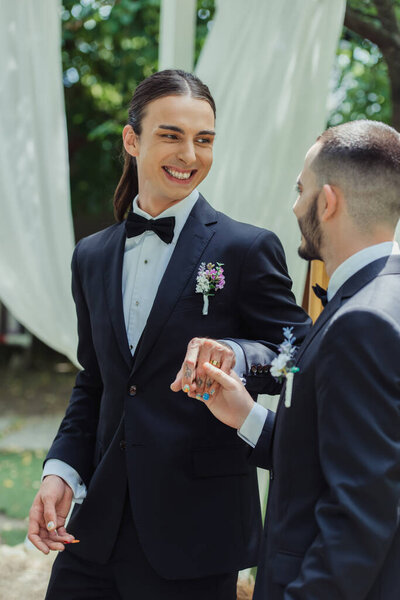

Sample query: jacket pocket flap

[271,551,303,585]
[192,445,249,478]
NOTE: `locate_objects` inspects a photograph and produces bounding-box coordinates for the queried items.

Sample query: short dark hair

[311,120,400,230]
[113,70,216,222]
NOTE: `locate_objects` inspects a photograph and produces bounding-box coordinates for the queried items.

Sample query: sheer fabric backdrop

[196,0,346,301]
[0,0,78,363]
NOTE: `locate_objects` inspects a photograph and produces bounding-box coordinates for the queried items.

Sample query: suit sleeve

[230,230,311,395]
[285,309,400,600]
[45,242,103,486]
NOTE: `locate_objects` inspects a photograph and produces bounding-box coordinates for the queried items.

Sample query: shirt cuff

[237,402,269,448]
[219,339,246,377]
[42,459,87,504]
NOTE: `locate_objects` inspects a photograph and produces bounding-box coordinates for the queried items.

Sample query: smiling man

[28,70,310,600]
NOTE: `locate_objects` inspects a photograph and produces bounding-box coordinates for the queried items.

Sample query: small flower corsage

[270,327,299,408]
[195,262,225,315]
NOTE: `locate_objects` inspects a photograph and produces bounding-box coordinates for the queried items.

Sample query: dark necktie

[312,283,328,307]
[125,212,175,244]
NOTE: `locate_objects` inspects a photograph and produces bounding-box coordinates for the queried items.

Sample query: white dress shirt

[238,241,400,448]
[123,190,198,354]
[43,189,246,500]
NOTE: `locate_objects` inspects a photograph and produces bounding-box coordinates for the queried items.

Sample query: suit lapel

[295,254,397,364]
[102,223,133,370]
[131,196,218,375]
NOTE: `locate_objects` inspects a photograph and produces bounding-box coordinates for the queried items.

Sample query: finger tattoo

[206,379,213,388]
[196,377,203,386]
[184,365,192,378]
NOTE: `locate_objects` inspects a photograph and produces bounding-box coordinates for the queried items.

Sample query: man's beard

[297,195,323,261]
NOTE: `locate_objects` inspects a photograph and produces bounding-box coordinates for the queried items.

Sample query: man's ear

[320,184,340,222]
[123,125,139,157]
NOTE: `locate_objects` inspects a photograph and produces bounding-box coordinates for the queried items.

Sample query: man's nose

[177,141,196,165]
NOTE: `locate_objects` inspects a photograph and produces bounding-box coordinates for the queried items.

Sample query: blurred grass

[0,450,45,519]
[1,529,26,546]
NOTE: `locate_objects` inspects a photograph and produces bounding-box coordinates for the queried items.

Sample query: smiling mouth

[162,166,197,182]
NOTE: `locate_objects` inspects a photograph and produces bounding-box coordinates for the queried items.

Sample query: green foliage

[1,529,26,546]
[329,0,400,127]
[328,33,391,127]
[61,0,215,219]
[0,450,45,519]
[62,0,160,217]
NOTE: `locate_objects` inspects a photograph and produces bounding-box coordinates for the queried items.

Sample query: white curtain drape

[196,0,346,301]
[0,0,78,363]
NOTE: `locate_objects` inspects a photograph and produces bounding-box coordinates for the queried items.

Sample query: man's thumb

[203,362,235,389]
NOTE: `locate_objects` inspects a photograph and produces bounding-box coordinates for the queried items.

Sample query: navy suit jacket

[251,255,400,600]
[46,195,310,579]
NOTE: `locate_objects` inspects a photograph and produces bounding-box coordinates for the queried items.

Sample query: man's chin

[297,245,322,262]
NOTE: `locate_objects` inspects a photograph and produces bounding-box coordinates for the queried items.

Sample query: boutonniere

[270,327,299,408]
[195,262,225,315]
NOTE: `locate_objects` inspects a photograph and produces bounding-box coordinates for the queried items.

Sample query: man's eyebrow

[158,124,184,134]
[197,130,216,136]
[158,124,216,136]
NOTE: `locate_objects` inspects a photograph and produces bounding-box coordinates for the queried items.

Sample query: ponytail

[113,151,138,222]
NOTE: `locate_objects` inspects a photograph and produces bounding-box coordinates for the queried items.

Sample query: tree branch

[344,6,400,50]
[373,0,400,36]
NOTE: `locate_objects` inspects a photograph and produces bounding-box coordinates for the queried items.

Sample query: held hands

[197,363,255,429]
[28,475,76,554]
[171,338,236,400]
[171,338,254,430]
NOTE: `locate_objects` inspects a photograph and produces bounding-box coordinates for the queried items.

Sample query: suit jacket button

[128,385,137,396]
[257,364,263,374]
[250,365,257,374]
[120,440,127,450]
[270,469,274,480]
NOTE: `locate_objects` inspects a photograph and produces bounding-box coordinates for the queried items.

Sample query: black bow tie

[125,212,175,244]
[312,283,328,307]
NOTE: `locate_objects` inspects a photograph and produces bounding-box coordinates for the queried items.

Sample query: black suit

[45,195,310,596]
[251,254,400,600]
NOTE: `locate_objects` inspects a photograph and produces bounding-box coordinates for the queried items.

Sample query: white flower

[195,277,210,294]
[270,353,291,378]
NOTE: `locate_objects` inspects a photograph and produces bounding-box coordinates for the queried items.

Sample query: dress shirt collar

[132,189,199,244]
[327,241,400,301]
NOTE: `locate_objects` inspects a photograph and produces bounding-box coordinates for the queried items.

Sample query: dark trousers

[45,496,238,600]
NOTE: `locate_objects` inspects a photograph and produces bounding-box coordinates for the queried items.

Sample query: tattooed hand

[170,338,236,400]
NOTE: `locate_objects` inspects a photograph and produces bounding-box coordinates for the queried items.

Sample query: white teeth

[165,167,192,180]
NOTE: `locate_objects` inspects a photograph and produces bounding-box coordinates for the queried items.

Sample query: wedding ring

[210,360,221,368]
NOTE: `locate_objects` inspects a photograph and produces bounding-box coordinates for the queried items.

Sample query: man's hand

[170,338,236,400]
[28,475,76,554]
[196,362,255,429]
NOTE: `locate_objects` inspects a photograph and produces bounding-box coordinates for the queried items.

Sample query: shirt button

[135,300,139,306]
[120,440,127,450]
[128,385,137,396]
[144,259,148,264]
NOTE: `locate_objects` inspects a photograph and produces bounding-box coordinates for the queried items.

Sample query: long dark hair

[113,69,216,222]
